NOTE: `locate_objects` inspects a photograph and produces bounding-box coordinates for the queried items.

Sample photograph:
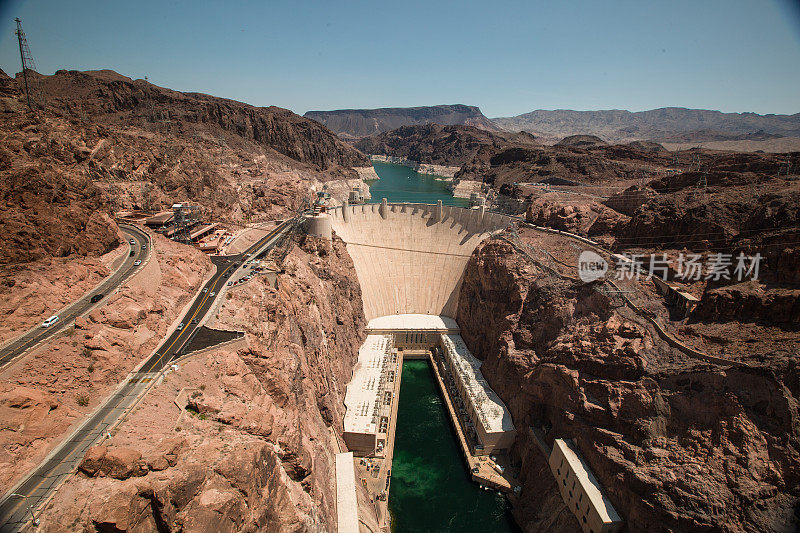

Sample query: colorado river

[368,162,469,206]
[389,360,518,532]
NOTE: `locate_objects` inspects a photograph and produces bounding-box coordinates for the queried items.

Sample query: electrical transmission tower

[690,152,701,172]
[781,156,792,177]
[14,18,40,111]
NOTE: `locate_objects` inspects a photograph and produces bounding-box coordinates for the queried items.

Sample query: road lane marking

[140,223,285,373]
[1,223,287,524]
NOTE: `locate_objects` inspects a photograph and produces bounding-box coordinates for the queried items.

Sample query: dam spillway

[329,202,512,320]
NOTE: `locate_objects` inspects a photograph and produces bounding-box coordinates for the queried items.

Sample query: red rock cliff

[37,235,376,531]
[456,235,800,532]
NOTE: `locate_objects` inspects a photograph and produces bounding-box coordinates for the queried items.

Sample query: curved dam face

[329,202,512,320]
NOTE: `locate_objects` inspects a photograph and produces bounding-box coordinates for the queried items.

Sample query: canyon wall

[305,104,500,138]
[456,234,800,532]
[36,234,378,531]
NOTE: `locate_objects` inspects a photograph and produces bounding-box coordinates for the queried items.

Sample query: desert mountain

[30,69,368,171]
[0,69,371,264]
[494,107,800,143]
[304,104,500,138]
[354,123,537,166]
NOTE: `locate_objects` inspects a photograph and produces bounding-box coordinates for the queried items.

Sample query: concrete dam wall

[329,202,512,320]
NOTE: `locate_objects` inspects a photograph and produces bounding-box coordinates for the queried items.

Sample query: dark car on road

[90,294,104,303]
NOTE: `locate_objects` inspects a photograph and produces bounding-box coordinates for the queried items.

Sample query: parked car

[90,294,104,303]
[42,315,59,328]
[129,239,135,245]
[227,281,233,286]
[134,260,141,266]
[129,250,135,257]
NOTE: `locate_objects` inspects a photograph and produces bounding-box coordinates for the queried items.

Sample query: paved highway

[0,225,150,369]
[139,220,291,374]
[0,220,292,531]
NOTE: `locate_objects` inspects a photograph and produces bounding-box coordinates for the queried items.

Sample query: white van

[42,315,59,328]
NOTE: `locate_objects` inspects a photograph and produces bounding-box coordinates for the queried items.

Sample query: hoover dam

[3,8,798,529]
[306,199,528,530]
[328,200,512,320]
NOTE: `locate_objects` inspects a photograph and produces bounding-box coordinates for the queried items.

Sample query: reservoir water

[389,360,518,533]
[368,162,470,206]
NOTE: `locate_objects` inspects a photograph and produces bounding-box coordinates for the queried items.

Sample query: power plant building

[438,334,515,455]
[343,334,396,456]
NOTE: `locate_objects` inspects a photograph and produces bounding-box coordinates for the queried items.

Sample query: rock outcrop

[525,196,628,237]
[37,234,377,532]
[305,104,501,138]
[456,233,800,532]
[555,134,608,148]
[0,112,120,264]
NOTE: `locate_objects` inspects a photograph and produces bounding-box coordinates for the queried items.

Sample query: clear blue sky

[1,0,799,117]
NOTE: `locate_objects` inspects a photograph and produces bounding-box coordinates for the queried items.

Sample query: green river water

[389,360,518,532]
[368,162,470,206]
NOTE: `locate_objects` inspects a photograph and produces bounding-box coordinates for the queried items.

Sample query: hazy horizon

[1,0,799,117]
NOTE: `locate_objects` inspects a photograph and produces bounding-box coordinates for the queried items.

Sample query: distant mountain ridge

[493,107,800,143]
[304,104,500,138]
[353,123,537,166]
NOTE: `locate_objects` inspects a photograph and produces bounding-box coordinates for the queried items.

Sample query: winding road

[0,220,292,531]
[0,225,150,369]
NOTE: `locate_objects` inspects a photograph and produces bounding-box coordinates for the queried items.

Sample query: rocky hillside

[304,104,500,138]
[34,69,368,171]
[0,75,119,264]
[455,140,675,192]
[494,107,800,144]
[354,123,538,166]
[457,231,800,532]
[0,234,213,494]
[36,235,376,532]
[0,69,374,264]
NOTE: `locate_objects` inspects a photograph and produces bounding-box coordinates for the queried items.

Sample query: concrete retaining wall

[330,203,512,320]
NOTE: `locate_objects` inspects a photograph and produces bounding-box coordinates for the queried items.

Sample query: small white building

[549,439,623,533]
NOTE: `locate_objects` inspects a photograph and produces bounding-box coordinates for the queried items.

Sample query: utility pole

[14,18,35,111]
